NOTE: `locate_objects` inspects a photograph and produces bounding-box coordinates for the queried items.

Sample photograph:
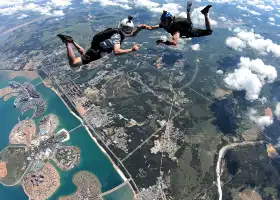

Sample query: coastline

[48,86,130,186]
[59,170,102,200]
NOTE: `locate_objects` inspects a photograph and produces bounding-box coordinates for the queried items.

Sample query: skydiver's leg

[65,42,83,68]
[204,13,212,31]
[189,5,213,38]
[201,5,212,31]
[57,34,83,68]
[72,42,86,55]
[186,0,192,22]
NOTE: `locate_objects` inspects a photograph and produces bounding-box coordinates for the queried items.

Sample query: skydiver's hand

[138,24,148,29]
[132,44,140,51]
[156,40,164,45]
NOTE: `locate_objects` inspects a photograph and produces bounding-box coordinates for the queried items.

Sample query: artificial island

[0,81,84,199]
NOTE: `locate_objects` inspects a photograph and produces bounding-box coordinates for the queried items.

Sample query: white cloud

[243,0,274,11]
[101,0,119,6]
[255,4,274,11]
[199,0,274,13]
[249,108,273,128]
[190,7,217,27]
[133,1,183,14]
[226,37,246,51]
[248,10,261,15]
[269,17,275,22]
[226,29,280,58]
[150,3,183,14]
[0,0,23,8]
[216,70,224,75]
[224,57,277,101]
[238,57,277,83]
[191,44,200,51]
[249,10,261,15]
[0,0,72,16]
[236,5,261,16]
[48,0,72,8]
[17,14,28,19]
[120,4,132,9]
[275,103,280,119]
[269,22,276,26]
[224,67,262,101]
[218,16,227,21]
[233,27,242,33]
[80,0,132,9]
[208,0,232,3]
[52,9,64,16]
[134,0,159,9]
[83,0,180,13]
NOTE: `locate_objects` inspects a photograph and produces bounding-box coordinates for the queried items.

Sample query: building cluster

[27,131,68,161]
[54,147,80,171]
[8,81,46,118]
[39,114,59,135]
[22,163,60,200]
[29,174,44,186]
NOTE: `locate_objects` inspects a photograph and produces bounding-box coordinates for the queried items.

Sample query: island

[9,120,36,145]
[53,146,80,171]
[0,111,80,199]
[59,171,102,200]
[39,114,59,135]
[0,81,47,118]
[22,162,60,200]
[0,146,30,186]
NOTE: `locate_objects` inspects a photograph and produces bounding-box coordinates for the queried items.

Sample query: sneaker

[187,0,192,12]
[57,34,73,43]
[201,5,212,15]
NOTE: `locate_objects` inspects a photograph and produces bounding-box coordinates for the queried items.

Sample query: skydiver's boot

[57,34,74,43]
[201,5,212,15]
[187,0,192,12]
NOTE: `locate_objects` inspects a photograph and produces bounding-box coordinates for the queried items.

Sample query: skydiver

[57,16,146,68]
[140,1,213,46]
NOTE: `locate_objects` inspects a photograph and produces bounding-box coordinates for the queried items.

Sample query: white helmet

[119,16,134,34]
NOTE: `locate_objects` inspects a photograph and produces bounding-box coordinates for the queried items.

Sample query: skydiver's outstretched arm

[113,44,140,55]
[140,24,160,30]
[156,31,180,46]
[126,25,147,37]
